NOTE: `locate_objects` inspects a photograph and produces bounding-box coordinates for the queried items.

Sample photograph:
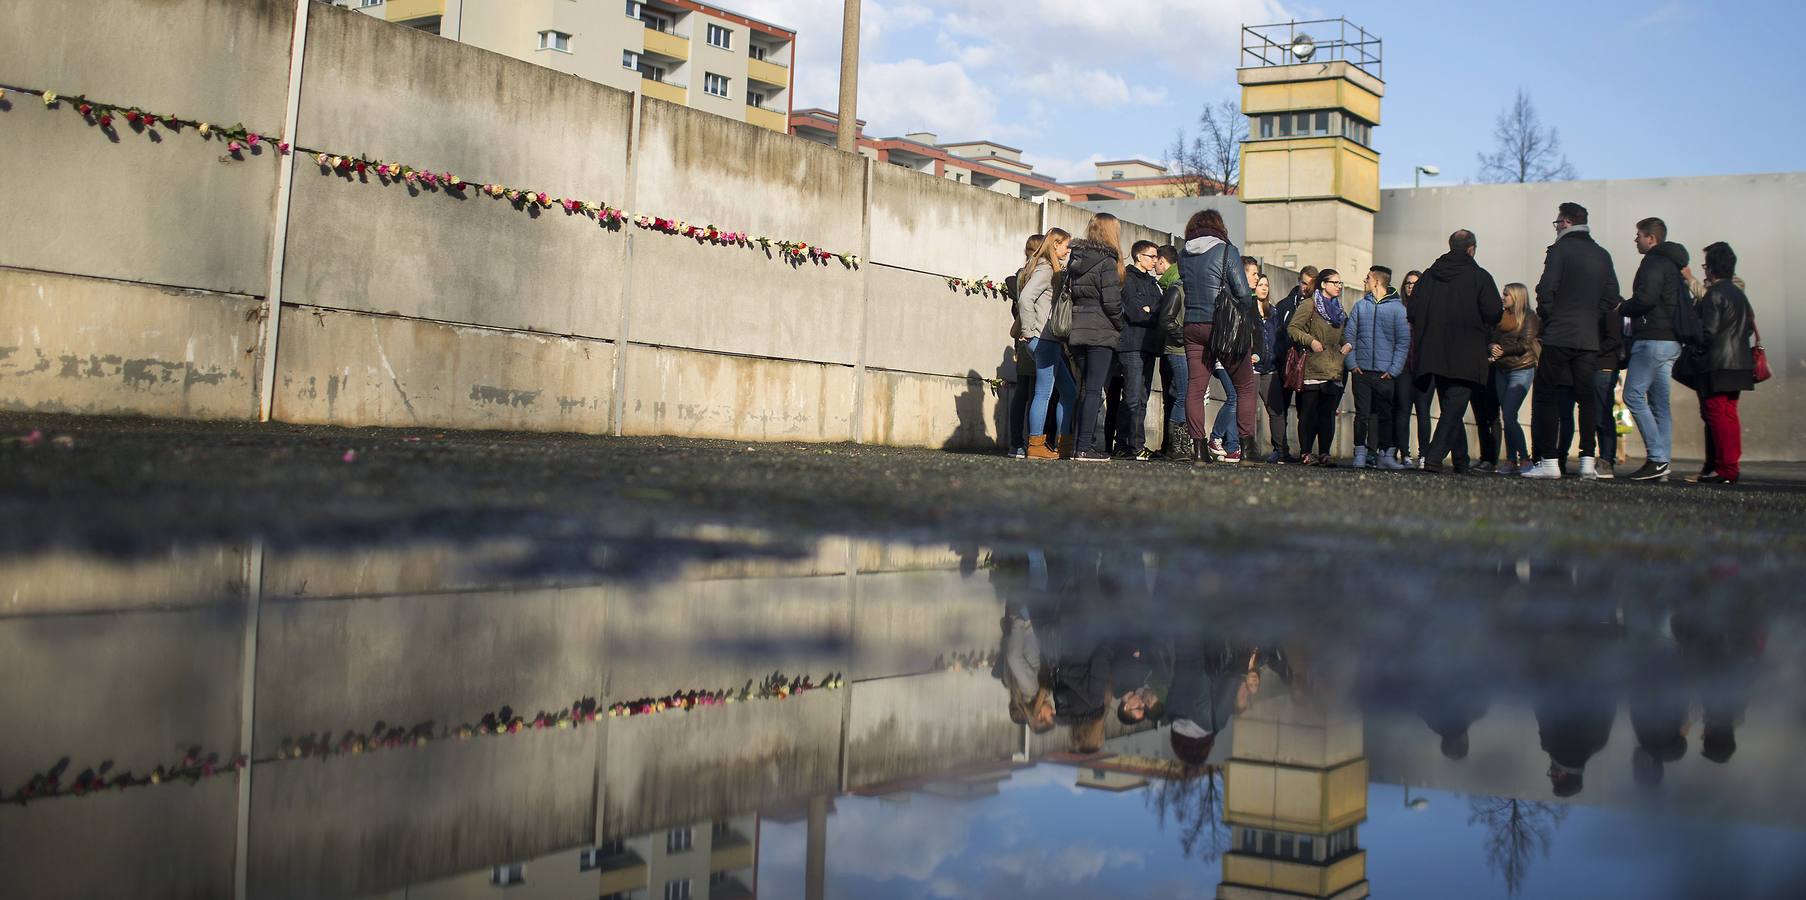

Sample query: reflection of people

[995,613,1054,734]
[1535,667,1615,798]
[1166,643,1263,769]
[1673,596,1767,765]
[1628,624,1691,787]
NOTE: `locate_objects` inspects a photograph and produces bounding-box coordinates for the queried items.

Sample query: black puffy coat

[1536,228,1621,351]
[1622,241,1689,342]
[1410,249,1503,385]
[1064,240,1126,349]
[1119,266,1165,354]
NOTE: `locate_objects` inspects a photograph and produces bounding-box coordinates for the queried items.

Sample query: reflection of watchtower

[1237,19,1384,280]
[1219,693,1370,899]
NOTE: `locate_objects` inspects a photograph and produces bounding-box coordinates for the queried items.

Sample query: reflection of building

[597,816,759,900]
[343,0,795,132]
[1077,767,1150,793]
[1220,695,1370,899]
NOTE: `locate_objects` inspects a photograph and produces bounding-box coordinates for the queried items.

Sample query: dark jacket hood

[1426,249,1477,282]
[1068,239,1119,276]
[1651,241,1689,270]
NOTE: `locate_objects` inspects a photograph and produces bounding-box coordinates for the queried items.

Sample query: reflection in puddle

[2,532,1802,899]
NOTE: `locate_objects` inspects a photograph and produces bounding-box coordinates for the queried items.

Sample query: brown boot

[1057,435,1075,459]
[1026,435,1059,460]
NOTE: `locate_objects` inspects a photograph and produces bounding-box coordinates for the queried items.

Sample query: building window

[703,72,730,97]
[707,23,732,49]
[666,827,694,853]
[359,0,383,7]
[580,848,603,872]
[638,61,665,82]
[748,90,767,109]
[1314,111,1330,134]
[622,50,639,70]
[750,45,767,61]
[1298,836,1315,861]
[538,30,571,52]
[664,879,693,900]
[710,871,731,887]
[712,820,733,838]
[641,11,671,32]
[1111,170,1124,180]
[624,0,641,17]
[490,864,525,886]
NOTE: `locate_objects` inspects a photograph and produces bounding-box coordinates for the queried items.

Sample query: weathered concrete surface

[868,163,1040,277]
[248,728,600,900]
[0,546,246,616]
[602,692,841,837]
[0,606,245,775]
[606,574,850,700]
[863,265,1016,380]
[286,5,632,338]
[0,0,293,133]
[0,778,238,900]
[272,306,614,433]
[251,586,608,757]
[846,671,1015,789]
[849,569,1006,680]
[626,100,865,363]
[0,268,263,419]
[619,344,853,442]
[862,368,1005,450]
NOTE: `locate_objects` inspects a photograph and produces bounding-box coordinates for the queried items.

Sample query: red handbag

[1283,345,1307,392]
[1752,321,1771,384]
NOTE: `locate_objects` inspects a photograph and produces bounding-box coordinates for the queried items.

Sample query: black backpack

[1209,246,1256,359]
[1670,267,1705,347]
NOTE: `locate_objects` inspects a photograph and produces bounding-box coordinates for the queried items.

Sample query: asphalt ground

[5,412,1804,573]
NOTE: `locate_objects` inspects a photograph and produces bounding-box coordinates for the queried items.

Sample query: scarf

[1158,265,1182,288]
[1313,290,1347,328]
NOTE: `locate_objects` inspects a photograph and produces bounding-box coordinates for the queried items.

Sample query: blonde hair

[1503,283,1530,315]
[1086,213,1125,280]
[1017,227,1071,289]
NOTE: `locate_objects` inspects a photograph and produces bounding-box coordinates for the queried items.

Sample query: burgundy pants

[1183,323,1257,443]
[1700,391,1743,482]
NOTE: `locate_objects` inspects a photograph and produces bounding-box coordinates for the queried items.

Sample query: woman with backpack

[1015,228,1076,460]
[1178,209,1257,465]
[1288,268,1349,466]
[1065,214,1128,462]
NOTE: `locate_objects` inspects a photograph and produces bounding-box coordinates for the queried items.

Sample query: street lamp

[1414,164,1440,189]
[1403,784,1430,810]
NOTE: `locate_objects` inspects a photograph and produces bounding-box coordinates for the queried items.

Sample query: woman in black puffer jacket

[1065,213,1128,461]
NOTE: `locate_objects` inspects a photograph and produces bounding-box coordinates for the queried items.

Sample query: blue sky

[733,0,1805,186]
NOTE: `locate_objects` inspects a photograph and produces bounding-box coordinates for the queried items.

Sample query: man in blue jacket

[1341,266,1411,469]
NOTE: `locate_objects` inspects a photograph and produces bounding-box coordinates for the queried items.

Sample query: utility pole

[836,0,860,152]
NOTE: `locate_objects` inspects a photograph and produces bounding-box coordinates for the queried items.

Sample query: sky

[729,0,1806,187]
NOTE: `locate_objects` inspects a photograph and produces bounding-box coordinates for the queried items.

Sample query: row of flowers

[947,276,1008,300]
[10,85,860,270]
[5,672,846,804]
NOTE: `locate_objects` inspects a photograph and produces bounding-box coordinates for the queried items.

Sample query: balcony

[643,26,689,61]
[747,56,788,87]
[745,105,786,132]
[382,0,443,22]
[641,77,687,105]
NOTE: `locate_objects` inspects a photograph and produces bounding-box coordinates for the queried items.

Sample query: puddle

[2,527,1802,899]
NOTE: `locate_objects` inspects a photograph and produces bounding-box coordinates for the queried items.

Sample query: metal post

[258,0,312,422]
[805,796,828,900]
[835,0,860,152]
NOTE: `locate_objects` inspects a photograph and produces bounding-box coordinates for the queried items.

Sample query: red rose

[125,110,141,124]
[354,161,367,173]
[98,114,112,127]
[144,115,158,127]
[78,103,92,116]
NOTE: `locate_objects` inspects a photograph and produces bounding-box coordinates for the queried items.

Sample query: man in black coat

[1114,241,1166,459]
[1410,230,1503,473]
[1525,202,1621,479]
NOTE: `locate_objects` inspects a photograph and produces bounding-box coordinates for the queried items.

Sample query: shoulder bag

[1209,248,1256,359]
[1049,270,1074,341]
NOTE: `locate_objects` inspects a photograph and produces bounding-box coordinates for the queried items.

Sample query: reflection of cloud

[831,794,979,883]
[987,845,1150,891]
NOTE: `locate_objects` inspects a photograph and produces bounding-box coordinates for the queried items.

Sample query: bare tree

[1466,795,1571,894]
[1166,100,1246,196]
[1197,100,1247,194]
[1477,89,1577,183]
[1147,769,1231,864]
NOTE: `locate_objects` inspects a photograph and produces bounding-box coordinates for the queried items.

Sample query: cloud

[986,844,1152,890]
[1634,0,1686,30]
[861,58,1005,137]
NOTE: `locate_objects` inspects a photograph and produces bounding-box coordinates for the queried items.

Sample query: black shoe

[1471,461,1497,474]
[1626,461,1670,482]
[1421,460,1444,474]
[1112,446,1138,460]
[1075,449,1111,462]
[1452,465,1473,476]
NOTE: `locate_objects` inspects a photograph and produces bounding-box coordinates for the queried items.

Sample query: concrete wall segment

[869,163,1040,277]
[619,344,853,442]
[862,265,1014,380]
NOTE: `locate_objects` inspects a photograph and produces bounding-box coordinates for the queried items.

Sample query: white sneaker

[1578,456,1598,480]
[1378,450,1408,471]
[1521,459,1562,480]
[1352,447,1369,469]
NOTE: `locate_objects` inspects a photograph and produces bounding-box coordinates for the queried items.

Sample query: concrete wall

[1375,174,1803,460]
[1,2,1172,450]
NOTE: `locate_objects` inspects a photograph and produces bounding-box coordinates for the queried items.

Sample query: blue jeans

[1116,351,1157,452]
[1624,339,1681,463]
[1210,367,1240,453]
[1027,338,1076,439]
[1494,366,1535,463]
[1163,352,1188,425]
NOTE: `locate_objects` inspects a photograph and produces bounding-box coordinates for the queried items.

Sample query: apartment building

[788,109,1133,204]
[1063,159,1229,199]
[343,0,795,132]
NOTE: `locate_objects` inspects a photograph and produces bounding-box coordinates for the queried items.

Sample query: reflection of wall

[846,671,1014,789]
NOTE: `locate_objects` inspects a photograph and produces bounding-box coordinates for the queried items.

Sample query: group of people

[993,548,1766,796]
[1006,205,1763,483]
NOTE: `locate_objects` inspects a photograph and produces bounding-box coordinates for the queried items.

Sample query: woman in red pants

[1687,242,1758,484]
